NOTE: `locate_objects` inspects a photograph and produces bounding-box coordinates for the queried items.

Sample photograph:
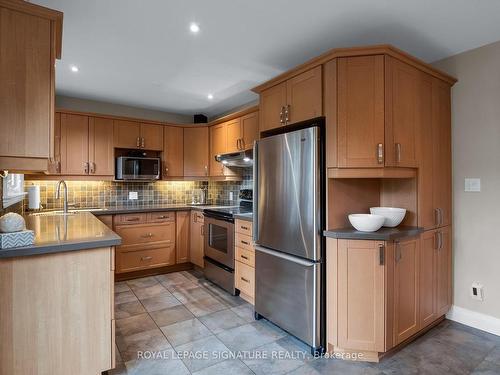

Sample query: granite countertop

[88,203,217,215]
[234,212,253,222]
[324,226,423,241]
[0,212,121,258]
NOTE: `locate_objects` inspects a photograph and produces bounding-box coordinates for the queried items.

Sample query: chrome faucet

[55,180,68,213]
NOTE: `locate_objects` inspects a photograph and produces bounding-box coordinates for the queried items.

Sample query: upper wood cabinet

[259,66,322,133]
[48,113,62,174]
[183,127,209,177]
[393,236,420,345]
[418,77,452,229]
[210,123,228,177]
[336,56,385,168]
[385,56,419,167]
[0,2,62,172]
[337,239,386,352]
[226,119,242,153]
[59,113,114,176]
[113,121,163,151]
[163,126,184,178]
[241,111,259,150]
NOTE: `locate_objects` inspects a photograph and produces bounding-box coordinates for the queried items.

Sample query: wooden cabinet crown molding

[252,44,456,94]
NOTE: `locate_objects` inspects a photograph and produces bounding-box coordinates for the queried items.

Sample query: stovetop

[203,199,252,220]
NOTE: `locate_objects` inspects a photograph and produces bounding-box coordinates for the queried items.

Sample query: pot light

[189,22,200,33]
[70,65,79,72]
[207,93,214,100]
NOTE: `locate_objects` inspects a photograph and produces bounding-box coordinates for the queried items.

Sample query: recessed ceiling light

[189,22,200,33]
[207,93,214,100]
[70,65,79,72]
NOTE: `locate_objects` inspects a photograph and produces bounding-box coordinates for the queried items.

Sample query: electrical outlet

[128,191,138,200]
[471,282,484,301]
[465,178,481,192]
[229,191,234,201]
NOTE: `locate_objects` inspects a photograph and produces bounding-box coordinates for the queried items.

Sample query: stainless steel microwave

[115,156,160,180]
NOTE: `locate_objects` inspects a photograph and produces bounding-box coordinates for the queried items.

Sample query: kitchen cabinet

[337,56,385,168]
[175,211,190,264]
[97,215,114,229]
[419,230,438,329]
[113,121,163,151]
[60,114,89,175]
[234,219,255,304]
[0,2,62,172]
[59,114,114,176]
[163,126,184,178]
[189,211,204,268]
[241,111,259,149]
[337,239,386,352]
[393,236,420,345]
[48,112,62,174]
[385,56,419,167]
[258,66,322,132]
[209,123,237,177]
[183,127,209,177]
[418,77,452,229]
[436,226,452,316]
[226,118,242,153]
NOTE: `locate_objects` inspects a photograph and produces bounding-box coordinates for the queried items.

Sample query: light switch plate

[465,178,481,192]
[128,191,138,200]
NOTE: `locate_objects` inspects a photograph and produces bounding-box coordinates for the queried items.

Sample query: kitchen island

[0,212,121,375]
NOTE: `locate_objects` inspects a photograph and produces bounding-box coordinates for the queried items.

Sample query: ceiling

[34,0,500,118]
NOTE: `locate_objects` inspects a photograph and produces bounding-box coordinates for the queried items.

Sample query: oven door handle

[255,245,316,267]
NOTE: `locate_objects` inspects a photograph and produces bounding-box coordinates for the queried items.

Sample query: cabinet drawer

[115,222,175,246]
[235,261,255,298]
[235,232,253,251]
[236,247,255,267]
[148,211,175,223]
[235,220,252,236]
[114,213,147,225]
[116,245,175,273]
[192,210,204,224]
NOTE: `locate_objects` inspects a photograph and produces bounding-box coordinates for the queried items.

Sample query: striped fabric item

[0,230,34,249]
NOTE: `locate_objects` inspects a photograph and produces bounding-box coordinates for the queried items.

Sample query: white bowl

[348,214,385,232]
[370,207,406,227]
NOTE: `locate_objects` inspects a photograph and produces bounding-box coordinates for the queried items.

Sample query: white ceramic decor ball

[0,213,26,233]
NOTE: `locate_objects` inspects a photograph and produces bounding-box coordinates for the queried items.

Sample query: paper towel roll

[27,185,40,210]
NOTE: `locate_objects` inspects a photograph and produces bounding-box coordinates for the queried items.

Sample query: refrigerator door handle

[253,140,259,242]
[255,245,316,267]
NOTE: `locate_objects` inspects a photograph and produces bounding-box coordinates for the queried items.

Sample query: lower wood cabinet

[189,211,205,268]
[175,211,190,263]
[116,245,176,273]
[234,219,255,304]
[328,231,451,361]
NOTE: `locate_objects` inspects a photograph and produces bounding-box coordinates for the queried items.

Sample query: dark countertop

[88,203,216,215]
[0,212,121,258]
[234,213,253,222]
[324,226,423,241]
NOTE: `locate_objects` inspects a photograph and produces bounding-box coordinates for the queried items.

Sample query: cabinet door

[259,82,287,133]
[183,127,209,177]
[417,73,435,230]
[163,126,184,177]
[338,240,385,352]
[419,230,438,329]
[436,226,452,316]
[140,123,163,151]
[286,66,322,124]
[0,7,52,160]
[176,211,190,263]
[89,117,114,176]
[241,111,259,150]
[393,237,419,345]
[48,113,61,174]
[226,119,242,153]
[60,114,89,175]
[189,211,204,268]
[114,120,140,149]
[210,123,227,176]
[385,56,419,167]
[433,80,452,228]
[337,56,385,167]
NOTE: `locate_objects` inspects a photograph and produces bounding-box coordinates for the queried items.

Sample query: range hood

[215,149,253,167]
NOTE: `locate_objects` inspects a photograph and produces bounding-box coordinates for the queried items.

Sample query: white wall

[433,40,500,319]
[56,95,192,124]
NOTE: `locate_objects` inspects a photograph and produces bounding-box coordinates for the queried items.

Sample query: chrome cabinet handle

[90,162,96,174]
[284,104,290,124]
[136,137,140,147]
[435,208,443,226]
[241,255,249,260]
[241,277,250,283]
[57,160,61,173]
[204,165,208,176]
[395,241,402,263]
[241,226,249,230]
[438,231,443,250]
[378,244,385,265]
[141,256,153,261]
[165,167,169,176]
[377,143,384,164]
[201,224,204,235]
[141,137,145,148]
[126,217,140,222]
[241,240,250,245]
[141,233,154,238]
[240,138,245,150]
[396,143,402,163]
[83,162,89,174]
[279,106,284,124]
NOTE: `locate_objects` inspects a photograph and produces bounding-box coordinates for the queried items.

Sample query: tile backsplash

[24,168,253,211]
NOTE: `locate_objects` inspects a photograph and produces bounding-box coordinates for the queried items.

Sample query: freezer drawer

[255,246,322,349]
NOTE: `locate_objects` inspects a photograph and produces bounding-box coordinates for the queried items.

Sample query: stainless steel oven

[203,212,235,294]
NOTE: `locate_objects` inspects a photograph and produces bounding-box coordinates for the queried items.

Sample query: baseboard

[446,305,500,337]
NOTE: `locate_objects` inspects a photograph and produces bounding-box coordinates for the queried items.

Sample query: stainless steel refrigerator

[253,118,325,353]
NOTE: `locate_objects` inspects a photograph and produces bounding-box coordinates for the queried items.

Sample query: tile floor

[110,270,500,375]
